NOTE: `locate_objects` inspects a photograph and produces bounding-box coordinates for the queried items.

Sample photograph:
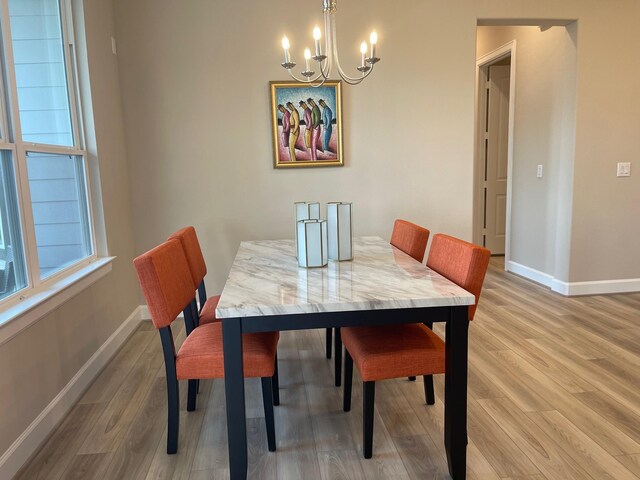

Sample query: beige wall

[0,0,138,456]
[114,0,639,292]
[477,25,578,282]
[568,10,640,282]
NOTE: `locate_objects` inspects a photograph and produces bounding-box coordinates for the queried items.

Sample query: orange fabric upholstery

[390,219,430,263]
[133,239,195,329]
[167,226,207,289]
[199,294,221,324]
[176,322,279,380]
[426,234,491,321]
[341,324,445,381]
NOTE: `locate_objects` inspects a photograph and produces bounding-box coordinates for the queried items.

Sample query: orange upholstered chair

[133,239,280,454]
[341,233,490,458]
[328,219,430,386]
[167,226,220,326]
[390,219,430,263]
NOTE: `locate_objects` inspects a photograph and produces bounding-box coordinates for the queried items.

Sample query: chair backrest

[390,219,430,263]
[426,234,490,321]
[167,226,207,289]
[133,239,195,329]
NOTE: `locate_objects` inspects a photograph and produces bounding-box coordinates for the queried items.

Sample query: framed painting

[270,80,343,168]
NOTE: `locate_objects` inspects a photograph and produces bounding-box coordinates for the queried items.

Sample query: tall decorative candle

[297,219,328,268]
[327,202,352,261]
[295,202,320,258]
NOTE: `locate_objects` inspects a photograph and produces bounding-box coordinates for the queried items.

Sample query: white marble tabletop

[216,236,475,318]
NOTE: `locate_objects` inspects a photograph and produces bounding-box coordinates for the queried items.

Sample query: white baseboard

[507,261,640,296]
[551,277,640,296]
[0,306,144,480]
[507,261,553,288]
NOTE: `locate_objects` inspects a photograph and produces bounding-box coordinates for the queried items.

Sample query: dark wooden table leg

[444,306,469,480]
[222,318,247,480]
[334,327,342,387]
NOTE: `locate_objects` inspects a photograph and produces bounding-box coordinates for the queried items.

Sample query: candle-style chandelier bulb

[302,48,315,77]
[367,31,380,65]
[281,36,296,69]
[357,41,371,73]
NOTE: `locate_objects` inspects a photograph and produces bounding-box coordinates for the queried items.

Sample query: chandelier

[280,0,380,87]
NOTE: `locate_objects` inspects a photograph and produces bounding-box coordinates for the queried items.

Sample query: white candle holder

[295,201,320,258]
[297,219,328,268]
[327,202,353,261]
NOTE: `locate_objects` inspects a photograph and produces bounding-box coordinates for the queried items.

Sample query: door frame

[474,40,516,269]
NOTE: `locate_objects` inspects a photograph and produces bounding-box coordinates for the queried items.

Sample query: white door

[483,64,510,254]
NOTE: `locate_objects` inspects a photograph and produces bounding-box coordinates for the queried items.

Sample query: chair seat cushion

[199,294,221,324]
[341,324,445,382]
[176,322,278,380]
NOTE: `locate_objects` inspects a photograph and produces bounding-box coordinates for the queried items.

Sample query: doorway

[475,42,515,266]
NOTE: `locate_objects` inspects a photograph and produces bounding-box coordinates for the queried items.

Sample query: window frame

[0,0,100,311]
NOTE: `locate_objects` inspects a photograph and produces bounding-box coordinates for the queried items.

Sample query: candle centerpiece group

[295,201,352,268]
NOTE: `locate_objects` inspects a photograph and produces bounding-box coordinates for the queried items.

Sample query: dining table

[215,236,475,479]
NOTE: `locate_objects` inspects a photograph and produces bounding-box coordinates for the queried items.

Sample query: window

[9,0,75,147]
[0,0,97,309]
[0,149,27,301]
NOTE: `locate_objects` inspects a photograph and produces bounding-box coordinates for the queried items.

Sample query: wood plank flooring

[15,258,640,479]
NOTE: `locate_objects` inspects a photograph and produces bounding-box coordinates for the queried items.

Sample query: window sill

[0,257,115,346]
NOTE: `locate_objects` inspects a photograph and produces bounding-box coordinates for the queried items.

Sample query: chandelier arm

[328,11,370,84]
[341,65,375,85]
[319,11,333,79]
[316,55,331,80]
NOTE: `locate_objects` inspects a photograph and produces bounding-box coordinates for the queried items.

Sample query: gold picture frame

[270,80,343,168]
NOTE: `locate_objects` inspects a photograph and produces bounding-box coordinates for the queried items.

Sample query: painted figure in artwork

[277,104,290,148]
[308,98,322,160]
[286,101,300,161]
[319,99,333,153]
[299,100,312,152]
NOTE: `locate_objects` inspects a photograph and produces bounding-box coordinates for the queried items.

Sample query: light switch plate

[617,162,631,177]
[111,36,117,55]
[536,165,543,178]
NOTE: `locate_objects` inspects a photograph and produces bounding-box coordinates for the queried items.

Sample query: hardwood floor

[16,258,640,479]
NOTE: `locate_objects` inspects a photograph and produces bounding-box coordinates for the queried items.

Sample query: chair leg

[272,354,280,406]
[423,375,435,405]
[343,350,353,412]
[261,377,277,452]
[421,322,435,405]
[363,381,375,459]
[166,374,179,454]
[408,376,416,381]
[187,379,197,411]
[193,300,200,395]
[334,327,342,387]
[326,328,332,359]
